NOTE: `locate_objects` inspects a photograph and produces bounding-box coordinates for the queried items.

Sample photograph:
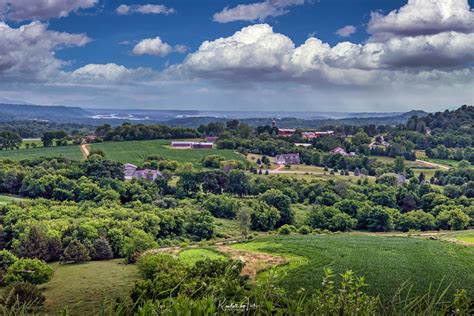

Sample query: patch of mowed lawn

[178,248,227,265]
[233,234,474,300]
[0,145,82,161]
[91,139,244,165]
[40,259,139,315]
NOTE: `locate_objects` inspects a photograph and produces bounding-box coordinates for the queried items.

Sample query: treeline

[0,120,94,138]
[426,145,474,163]
[95,123,200,141]
[391,105,473,149]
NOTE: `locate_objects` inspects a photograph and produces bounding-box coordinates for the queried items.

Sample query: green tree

[186,211,215,240]
[250,201,280,231]
[60,240,91,263]
[122,230,158,263]
[91,237,114,260]
[237,207,251,238]
[259,189,294,226]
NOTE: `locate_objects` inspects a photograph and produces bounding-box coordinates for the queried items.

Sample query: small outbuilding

[275,153,300,165]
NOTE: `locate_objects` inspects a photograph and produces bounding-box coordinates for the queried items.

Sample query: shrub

[307,206,355,232]
[436,209,470,230]
[122,230,158,263]
[396,210,435,232]
[278,224,295,235]
[91,237,114,260]
[60,240,91,263]
[297,225,311,235]
[0,250,18,273]
[5,259,53,285]
[1,282,45,308]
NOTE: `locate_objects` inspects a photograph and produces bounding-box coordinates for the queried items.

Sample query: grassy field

[0,145,82,161]
[91,139,244,165]
[232,234,474,300]
[178,248,227,265]
[0,194,25,205]
[40,259,139,315]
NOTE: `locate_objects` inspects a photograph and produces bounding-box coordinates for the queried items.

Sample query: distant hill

[0,103,429,127]
[0,104,91,122]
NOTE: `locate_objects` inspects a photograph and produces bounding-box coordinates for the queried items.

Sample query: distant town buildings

[277,128,296,137]
[275,153,301,165]
[171,141,213,149]
[124,163,162,181]
[302,131,334,140]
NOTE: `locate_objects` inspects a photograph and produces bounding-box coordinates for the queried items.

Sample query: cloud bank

[0,0,97,21]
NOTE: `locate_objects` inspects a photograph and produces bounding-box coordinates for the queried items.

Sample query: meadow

[0,145,83,161]
[40,259,139,315]
[90,139,245,165]
[232,234,474,300]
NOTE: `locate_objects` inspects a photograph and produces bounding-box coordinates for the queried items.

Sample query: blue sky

[0,0,473,112]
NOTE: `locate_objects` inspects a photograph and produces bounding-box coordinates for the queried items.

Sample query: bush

[5,259,53,285]
[60,240,91,263]
[297,225,311,235]
[436,209,470,230]
[0,250,18,273]
[122,230,158,263]
[91,237,114,260]
[1,282,45,308]
[307,206,355,232]
[259,189,294,226]
[278,224,295,235]
[396,210,435,232]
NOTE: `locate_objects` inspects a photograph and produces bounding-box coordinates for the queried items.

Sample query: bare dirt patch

[80,144,90,159]
[217,245,287,279]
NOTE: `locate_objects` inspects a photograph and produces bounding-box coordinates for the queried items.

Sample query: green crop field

[91,139,244,165]
[232,234,474,300]
[0,145,82,161]
[40,259,139,315]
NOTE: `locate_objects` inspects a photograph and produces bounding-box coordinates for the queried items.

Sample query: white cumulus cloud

[0,21,90,81]
[368,0,474,38]
[336,25,357,37]
[0,0,97,21]
[132,37,187,57]
[213,0,304,23]
[71,63,155,83]
[116,4,175,15]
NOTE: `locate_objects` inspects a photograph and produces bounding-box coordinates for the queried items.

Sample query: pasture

[91,139,244,165]
[0,145,82,161]
[232,234,474,300]
[41,259,139,315]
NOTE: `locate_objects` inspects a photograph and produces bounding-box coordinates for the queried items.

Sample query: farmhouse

[278,128,296,137]
[275,153,300,165]
[171,141,213,149]
[330,147,355,157]
[302,131,334,140]
[205,136,218,143]
[124,163,162,181]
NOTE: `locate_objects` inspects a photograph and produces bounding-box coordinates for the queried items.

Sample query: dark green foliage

[396,210,435,232]
[202,194,240,219]
[91,237,114,260]
[122,230,158,263]
[60,240,91,264]
[186,211,215,240]
[250,201,280,231]
[307,206,356,232]
[259,189,294,226]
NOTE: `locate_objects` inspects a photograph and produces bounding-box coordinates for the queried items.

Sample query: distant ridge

[0,103,429,126]
[0,103,91,122]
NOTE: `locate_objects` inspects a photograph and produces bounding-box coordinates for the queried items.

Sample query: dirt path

[80,144,90,159]
[415,159,450,170]
[217,245,287,279]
